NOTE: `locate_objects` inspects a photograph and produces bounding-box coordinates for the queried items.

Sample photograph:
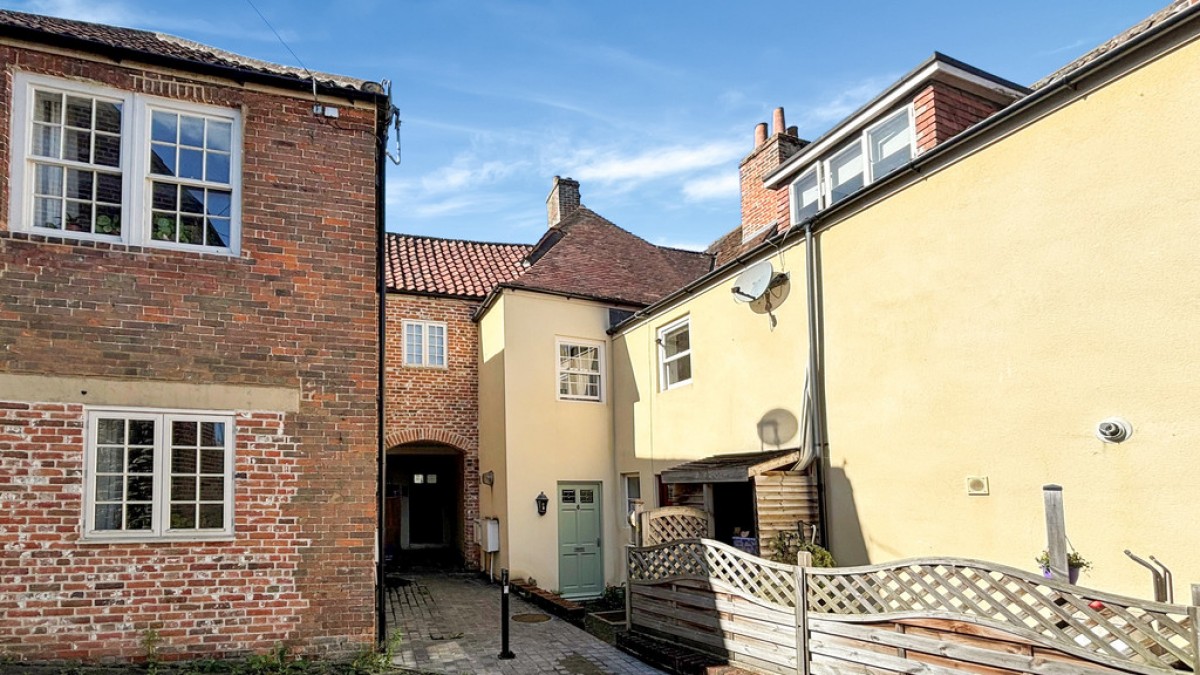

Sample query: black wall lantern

[535,491,549,516]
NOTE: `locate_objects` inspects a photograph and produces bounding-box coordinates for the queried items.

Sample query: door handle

[574,546,585,552]
[596,538,601,548]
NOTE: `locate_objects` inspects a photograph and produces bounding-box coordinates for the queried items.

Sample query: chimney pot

[773,107,786,135]
[787,125,798,137]
[546,176,581,228]
[754,123,768,148]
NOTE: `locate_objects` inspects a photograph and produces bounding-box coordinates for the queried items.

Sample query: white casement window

[789,105,915,222]
[83,409,235,541]
[9,72,242,254]
[403,320,447,368]
[557,338,604,402]
[623,473,641,517]
[658,317,692,390]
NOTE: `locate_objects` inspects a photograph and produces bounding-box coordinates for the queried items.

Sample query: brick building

[0,11,387,662]
[382,234,529,570]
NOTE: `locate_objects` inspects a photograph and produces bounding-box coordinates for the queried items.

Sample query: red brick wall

[739,133,805,243]
[0,46,380,660]
[914,82,1004,153]
[383,293,480,569]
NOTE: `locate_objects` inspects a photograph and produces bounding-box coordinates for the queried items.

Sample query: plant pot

[1041,567,1081,584]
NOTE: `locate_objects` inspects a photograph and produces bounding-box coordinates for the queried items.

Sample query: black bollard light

[498,568,515,660]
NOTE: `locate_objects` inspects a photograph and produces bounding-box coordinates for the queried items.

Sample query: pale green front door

[558,482,603,599]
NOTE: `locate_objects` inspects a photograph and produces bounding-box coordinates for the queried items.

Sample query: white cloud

[16,0,302,43]
[653,237,708,252]
[793,74,900,133]
[682,172,740,202]
[570,140,745,185]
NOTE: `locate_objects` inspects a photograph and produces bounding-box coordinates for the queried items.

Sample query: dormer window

[789,106,914,222]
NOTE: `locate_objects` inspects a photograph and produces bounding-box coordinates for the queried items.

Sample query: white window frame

[81,407,236,543]
[8,72,243,255]
[658,316,692,391]
[788,104,916,225]
[402,319,448,368]
[622,472,641,518]
[555,337,605,402]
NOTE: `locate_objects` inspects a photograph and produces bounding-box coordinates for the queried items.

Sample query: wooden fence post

[1190,584,1199,672]
[638,510,649,547]
[1043,485,1068,583]
[625,545,635,629]
[795,552,811,675]
[631,500,644,546]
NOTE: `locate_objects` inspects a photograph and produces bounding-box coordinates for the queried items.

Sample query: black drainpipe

[804,221,830,546]
[374,99,389,646]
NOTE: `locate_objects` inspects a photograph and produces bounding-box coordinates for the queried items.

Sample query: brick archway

[385,428,476,453]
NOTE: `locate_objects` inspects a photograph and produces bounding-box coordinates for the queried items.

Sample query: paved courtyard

[387,573,665,674]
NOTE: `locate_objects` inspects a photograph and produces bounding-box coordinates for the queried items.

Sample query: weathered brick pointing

[0,45,380,661]
[384,294,480,569]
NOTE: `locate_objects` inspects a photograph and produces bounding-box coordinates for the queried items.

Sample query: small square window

[403,320,448,368]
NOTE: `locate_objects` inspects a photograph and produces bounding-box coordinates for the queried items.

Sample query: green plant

[765,529,836,568]
[236,644,316,675]
[348,631,401,674]
[142,628,164,674]
[1036,550,1091,570]
[599,584,625,611]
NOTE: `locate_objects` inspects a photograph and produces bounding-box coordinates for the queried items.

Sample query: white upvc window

[623,473,641,517]
[403,320,447,368]
[9,72,242,254]
[658,316,692,390]
[557,338,604,402]
[789,105,915,223]
[82,408,235,541]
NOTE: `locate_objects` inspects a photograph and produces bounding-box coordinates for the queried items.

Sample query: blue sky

[7,0,1166,249]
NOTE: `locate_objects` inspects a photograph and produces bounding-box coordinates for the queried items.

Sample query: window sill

[78,533,236,545]
[1,230,246,261]
[660,379,693,392]
[557,396,604,404]
[402,364,449,370]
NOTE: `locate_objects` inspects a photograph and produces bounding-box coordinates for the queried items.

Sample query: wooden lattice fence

[637,505,713,546]
[627,538,1199,675]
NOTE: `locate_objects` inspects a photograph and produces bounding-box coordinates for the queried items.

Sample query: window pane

[65,96,92,129]
[172,447,197,474]
[199,476,224,501]
[127,446,154,474]
[96,475,123,501]
[207,218,231,248]
[126,504,152,530]
[200,449,224,474]
[662,325,689,358]
[172,476,196,501]
[667,354,692,384]
[207,191,232,217]
[96,447,123,473]
[180,115,204,147]
[868,110,912,181]
[172,420,197,446]
[152,212,177,241]
[199,504,224,529]
[405,323,424,365]
[34,91,62,123]
[151,143,176,176]
[97,418,124,444]
[206,153,231,184]
[171,503,196,529]
[182,188,205,214]
[207,120,232,152]
[66,169,93,200]
[151,111,177,143]
[627,476,641,500]
[95,206,121,236]
[31,124,61,158]
[94,133,120,168]
[95,101,121,134]
[35,164,63,196]
[126,475,153,501]
[828,143,864,205]
[63,129,91,163]
[178,148,203,180]
[427,325,445,366]
[96,173,121,204]
[794,169,820,220]
[94,504,122,531]
[34,197,62,229]
[63,200,92,233]
[200,422,225,447]
[128,420,155,446]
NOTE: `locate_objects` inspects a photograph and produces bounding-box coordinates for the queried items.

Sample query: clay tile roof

[386,233,532,299]
[0,9,377,95]
[509,208,713,307]
[1033,0,1200,89]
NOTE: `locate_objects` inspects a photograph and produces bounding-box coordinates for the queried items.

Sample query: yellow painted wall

[481,289,623,592]
[614,36,1200,599]
[478,293,509,572]
[613,249,811,511]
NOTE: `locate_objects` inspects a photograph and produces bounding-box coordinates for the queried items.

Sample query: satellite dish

[732,261,773,303]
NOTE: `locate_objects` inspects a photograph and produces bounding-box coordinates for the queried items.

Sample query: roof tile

[386,234,531,299]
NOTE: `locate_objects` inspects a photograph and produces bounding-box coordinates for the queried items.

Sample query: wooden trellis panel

[807,558,1196,674]
[638,506,713,546]
[629,538,796,608]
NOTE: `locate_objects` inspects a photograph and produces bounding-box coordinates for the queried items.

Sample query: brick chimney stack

[546,176,581,228]
[739,107,806,243]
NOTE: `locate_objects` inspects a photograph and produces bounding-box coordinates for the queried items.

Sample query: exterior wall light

[535,491,549,516]
[481,470,495,486]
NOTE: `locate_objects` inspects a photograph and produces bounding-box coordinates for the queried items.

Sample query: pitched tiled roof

[509,208,713,307]
[386,233,531,299]
[1033,0,1200,89]
[0,9,379,96]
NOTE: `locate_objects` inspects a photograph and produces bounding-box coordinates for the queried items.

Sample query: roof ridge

[387,231,532,249]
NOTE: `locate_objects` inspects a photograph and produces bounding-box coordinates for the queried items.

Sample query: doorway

[385,444,463,570]
[557,482,603,599]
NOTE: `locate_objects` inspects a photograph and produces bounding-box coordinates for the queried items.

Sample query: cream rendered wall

[478,293,509,572]
[616,36,1200,600]
[612,249,810,505]
[817,37,1200,599]
[495,290,622,592]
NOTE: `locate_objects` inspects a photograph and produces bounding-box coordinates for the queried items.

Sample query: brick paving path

[386,573,664,674]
